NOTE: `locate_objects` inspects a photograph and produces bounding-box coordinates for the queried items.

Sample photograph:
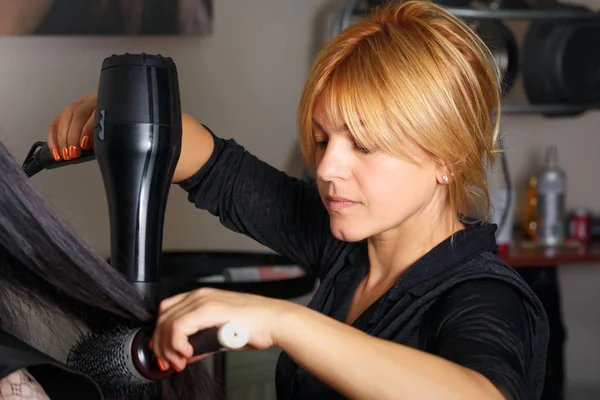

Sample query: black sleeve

[420,279,533,400]
[178,129,346,276]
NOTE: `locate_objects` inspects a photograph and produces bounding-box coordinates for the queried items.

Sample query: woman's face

[312,97,449,242]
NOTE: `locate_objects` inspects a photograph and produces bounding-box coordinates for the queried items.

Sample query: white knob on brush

[217,321,250,350]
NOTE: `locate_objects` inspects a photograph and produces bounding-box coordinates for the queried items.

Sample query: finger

[154,288,218,350]
[67,99,96,158]
[157,305,206,370]
[158,302,224,372]
[174,359,188,373]
[56,100,83,161]
[152,289,219,365]
[153,327,189,372]
[47,114,61,161]
[79,111,95,150]
[152,293,196,363]
[157,358,171,372]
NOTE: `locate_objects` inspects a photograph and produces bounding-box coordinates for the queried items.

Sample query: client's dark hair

[0,139,218,400]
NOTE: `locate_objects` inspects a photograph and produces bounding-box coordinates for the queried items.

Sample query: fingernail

[80,136,89,149]
[174,364,185,373]
[61,148,71,160]
[69,146,78,158]
[157,359,169,372]
[52,149,60,161]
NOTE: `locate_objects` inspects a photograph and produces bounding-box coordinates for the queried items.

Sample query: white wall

[1,0,600,395]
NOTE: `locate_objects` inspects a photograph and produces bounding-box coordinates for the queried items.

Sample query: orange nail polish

[157,359,168,372]
[52,149,60,161]
[61,148,71,160]
[80,136,89,149]
[69,146,78,159]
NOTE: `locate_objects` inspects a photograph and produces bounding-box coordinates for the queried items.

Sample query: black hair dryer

[94,53,182,301]
[21,53,181,303]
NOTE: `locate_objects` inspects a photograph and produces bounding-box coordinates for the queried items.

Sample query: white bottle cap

[217,321,250,350]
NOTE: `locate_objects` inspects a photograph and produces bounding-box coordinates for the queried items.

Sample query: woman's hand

[47,93,97,161]
[150,288,295,372]
[47,93,215,182]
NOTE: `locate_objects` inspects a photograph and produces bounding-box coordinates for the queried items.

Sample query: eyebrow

[312,118,349,133]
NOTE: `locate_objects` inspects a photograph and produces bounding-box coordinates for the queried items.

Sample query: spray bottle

[536,145,566,247]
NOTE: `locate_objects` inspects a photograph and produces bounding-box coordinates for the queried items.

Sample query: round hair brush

[67,322,249,398]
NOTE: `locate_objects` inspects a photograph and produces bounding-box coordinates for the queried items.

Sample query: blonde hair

[298,0,501,221]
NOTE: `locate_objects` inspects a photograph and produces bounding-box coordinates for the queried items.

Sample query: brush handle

[189,321,250,355]
[133,322,249,381]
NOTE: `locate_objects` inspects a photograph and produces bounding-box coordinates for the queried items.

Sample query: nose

[316,141,351,182]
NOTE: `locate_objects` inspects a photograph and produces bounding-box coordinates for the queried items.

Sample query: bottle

[488,153,515,250]
[522,176,538,241]
[536,145,566,246]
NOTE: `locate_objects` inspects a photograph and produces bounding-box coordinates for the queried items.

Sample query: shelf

[498,103,600,116]
[153,251,317,300]
[441,7,600,20]
[350,5,600,20]
[498,240,600,268]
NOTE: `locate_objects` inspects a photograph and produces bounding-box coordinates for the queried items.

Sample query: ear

[436,164,452,185]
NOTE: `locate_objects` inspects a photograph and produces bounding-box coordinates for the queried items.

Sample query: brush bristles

[67,326,159,399]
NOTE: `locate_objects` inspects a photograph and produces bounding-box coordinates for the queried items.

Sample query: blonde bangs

[315,38,433,163]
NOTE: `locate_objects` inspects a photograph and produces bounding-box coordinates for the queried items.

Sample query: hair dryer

[94,53,182,301]
[23,53,182,303]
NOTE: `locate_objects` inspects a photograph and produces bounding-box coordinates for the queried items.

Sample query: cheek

[364,164,436,210]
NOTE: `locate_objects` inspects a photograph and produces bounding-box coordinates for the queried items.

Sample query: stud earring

[442,175,449,183]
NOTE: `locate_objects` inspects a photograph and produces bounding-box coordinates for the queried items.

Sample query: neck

[365,204,463,287]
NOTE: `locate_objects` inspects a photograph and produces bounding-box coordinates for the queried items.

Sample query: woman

[47,1,549,399]
[0,142,217,398]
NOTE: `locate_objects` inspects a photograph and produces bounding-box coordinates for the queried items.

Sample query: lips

[326,195,358,212]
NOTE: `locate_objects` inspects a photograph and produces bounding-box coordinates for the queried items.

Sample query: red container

[569,208,591,242]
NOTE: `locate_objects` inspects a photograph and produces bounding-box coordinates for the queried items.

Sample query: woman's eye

[354,144,370,154]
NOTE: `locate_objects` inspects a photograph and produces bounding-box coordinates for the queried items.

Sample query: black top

[179,130,550,400]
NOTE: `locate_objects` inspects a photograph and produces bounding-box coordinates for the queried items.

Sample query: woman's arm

[152,280,534,399]
[275,302,506,400]
[178,117,345,274]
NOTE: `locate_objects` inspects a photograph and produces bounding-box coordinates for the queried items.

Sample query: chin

[329,220,369,243]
